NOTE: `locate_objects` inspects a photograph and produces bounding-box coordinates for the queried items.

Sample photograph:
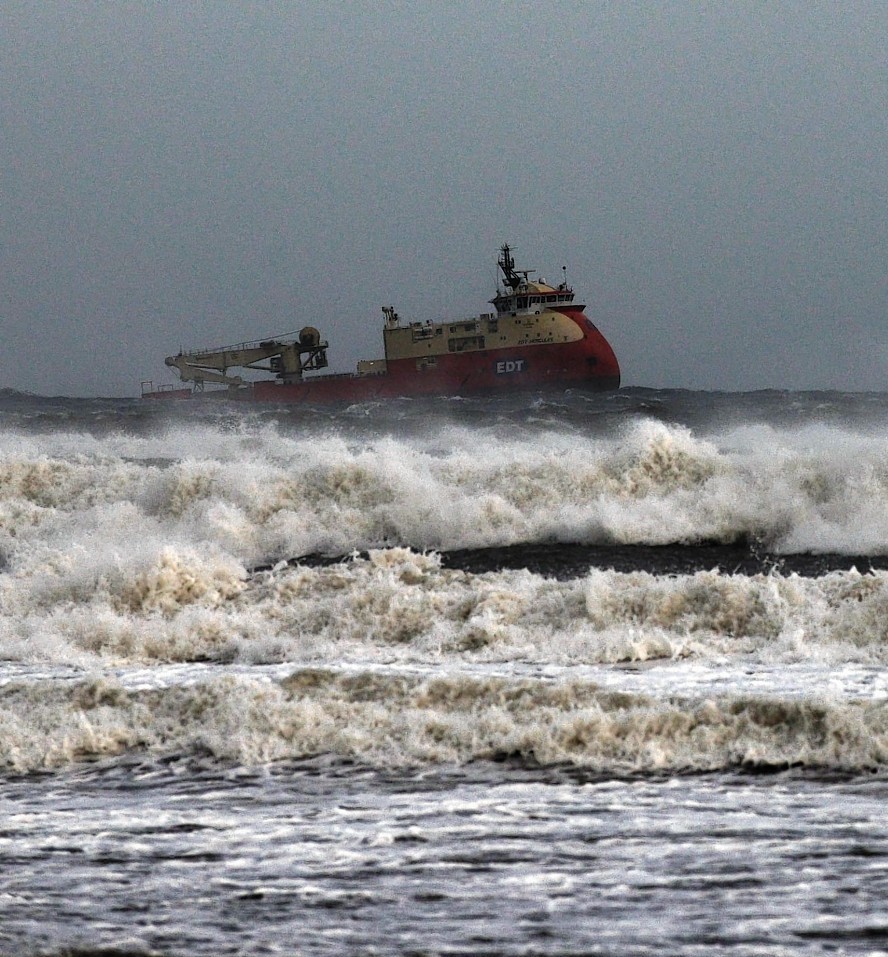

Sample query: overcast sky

[2,1,887,396]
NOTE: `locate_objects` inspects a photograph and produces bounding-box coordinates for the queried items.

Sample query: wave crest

[2,669,886,775]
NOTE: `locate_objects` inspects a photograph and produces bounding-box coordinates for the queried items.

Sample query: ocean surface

[2,386,888,956]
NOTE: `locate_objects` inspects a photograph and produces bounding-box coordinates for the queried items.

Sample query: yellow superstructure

[381,308,584,362]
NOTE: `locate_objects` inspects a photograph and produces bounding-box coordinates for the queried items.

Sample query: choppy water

[2,387,888,955]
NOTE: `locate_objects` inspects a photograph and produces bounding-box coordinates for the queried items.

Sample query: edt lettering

[495,359,526,374]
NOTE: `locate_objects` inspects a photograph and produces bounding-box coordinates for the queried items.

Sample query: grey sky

[2,1,886,396]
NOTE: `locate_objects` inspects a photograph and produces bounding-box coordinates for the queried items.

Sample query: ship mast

[498,243,521,291]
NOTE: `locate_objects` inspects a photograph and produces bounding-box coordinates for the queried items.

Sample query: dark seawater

[2,387,888,955]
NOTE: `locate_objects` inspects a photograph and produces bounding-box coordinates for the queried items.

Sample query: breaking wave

[4,548,888,669]
[2,665,886,775]
[2,546,888,776]
[4,407,888,779]
[3,417,888,566]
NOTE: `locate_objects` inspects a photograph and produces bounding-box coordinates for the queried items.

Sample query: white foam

[5,417,888,775]
[4,418,888,566]
[4,546,888,673]
[1,665,886,774]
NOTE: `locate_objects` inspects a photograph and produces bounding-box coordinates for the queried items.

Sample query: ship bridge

[490,244,577,316]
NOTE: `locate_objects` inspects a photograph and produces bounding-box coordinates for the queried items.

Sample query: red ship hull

[143,308,619,403]
[252,309,618,402]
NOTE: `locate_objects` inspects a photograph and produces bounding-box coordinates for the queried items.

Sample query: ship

[140,244,620,402]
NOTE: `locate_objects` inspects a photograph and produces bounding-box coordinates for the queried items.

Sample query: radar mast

[498,243,521,291]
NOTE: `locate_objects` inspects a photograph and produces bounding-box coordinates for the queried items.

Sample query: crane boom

[165,327,328,390]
